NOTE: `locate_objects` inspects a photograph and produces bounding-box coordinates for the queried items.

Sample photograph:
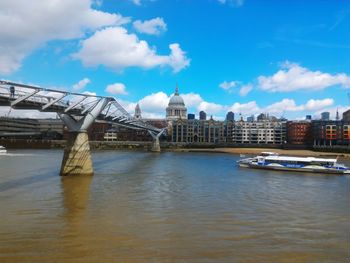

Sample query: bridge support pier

[60,132,93,176]
[59,98,109,176]
[149,129,165,153]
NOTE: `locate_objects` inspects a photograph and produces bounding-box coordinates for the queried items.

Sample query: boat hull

[238,163,350,175]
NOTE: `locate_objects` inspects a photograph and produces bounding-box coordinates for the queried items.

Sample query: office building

[321,112,330,121]
[199,111,207,120]
[226,111,234,121]
[187,113,195,120]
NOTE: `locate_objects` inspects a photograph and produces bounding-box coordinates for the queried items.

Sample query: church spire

[134,103,141,119]
[175,83,179,95]
[336,108,339,121]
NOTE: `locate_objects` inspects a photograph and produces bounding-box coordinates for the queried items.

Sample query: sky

[0,0,349,120]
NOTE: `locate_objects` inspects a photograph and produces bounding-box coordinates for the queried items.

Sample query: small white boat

[237,152,350,175]
[0,145,7,154]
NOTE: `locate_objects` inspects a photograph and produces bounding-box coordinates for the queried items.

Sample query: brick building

[311,120,350,146]
[287,121,312,145]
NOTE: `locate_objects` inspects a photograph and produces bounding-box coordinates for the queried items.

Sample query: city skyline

[0,0,349,120]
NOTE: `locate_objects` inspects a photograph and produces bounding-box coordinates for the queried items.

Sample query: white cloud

[133,17,167,35]
[258,61,350,92]
[219,81,239,90]
[198,101,224,114]
[228,101,260,116]
[218,0,244,7]
[117,91,225,118]
[72,78,91,91]
[265,99,303,113]
[239,84,253,96]
[139,92,170,112]
[131,0,141,5]
[118,99,137,114]
[264,98,334,114]
[314,106,348,120]
[304,98,334,111]
[73,27,190,73]
[0,0,129,75]
[105,83,128,95]
[181,93,203,108]
[82,91,97,96]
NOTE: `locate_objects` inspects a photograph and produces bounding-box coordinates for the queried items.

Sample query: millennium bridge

[0,80,165,176]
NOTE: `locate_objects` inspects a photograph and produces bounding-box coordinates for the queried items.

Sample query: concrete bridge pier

[149,129,165,152]
[59,99,109,176]
[60,132,93,176]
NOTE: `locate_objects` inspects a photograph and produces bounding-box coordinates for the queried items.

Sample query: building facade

[199,111,207,120]
[0,117,64,139]
[287,121,312,145]
[312,120,350,146]
[232,120,287,144]
[321,112,330,121]
[226,111,234,121]
[343,109,350,122]
[171,119,234,143]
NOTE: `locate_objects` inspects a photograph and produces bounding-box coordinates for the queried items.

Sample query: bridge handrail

[0,79,165,134]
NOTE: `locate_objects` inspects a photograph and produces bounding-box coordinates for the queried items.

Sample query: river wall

[1,139,349,153]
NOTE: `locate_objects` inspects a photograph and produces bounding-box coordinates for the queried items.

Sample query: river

[0,150,350,262]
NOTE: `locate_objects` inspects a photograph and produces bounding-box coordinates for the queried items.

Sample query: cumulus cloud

[217,0,244,7]
[226,98,335,118]
[219,81,239,91]
[117,91,225,118]
[181,93,204,108]
[131,0,141,5]
[0,0,129,75]
[139,92,170,112]
[133,17,167,35]
[304,98,334,111]
[73,27,190,73]
[105,83,128,95]
[239,84,253,96]
[198,101,225,114]
[258,61,350,92]
[265,99,303,113]
[314,106,348,120]
[72,78,91,91]
[228,101,260,116]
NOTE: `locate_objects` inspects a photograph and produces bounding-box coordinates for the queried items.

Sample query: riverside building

[232,120,287,144]
[286,121,312,145]
[171,118,234,143]
[311,120,350,146]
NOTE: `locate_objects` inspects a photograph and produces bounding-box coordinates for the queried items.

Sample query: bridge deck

[0,80,163,134]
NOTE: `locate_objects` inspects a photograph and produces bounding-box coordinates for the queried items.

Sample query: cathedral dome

[166,85,187,120]
[169,92,185,106]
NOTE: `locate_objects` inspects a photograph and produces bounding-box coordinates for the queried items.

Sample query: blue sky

[0,0,349,119]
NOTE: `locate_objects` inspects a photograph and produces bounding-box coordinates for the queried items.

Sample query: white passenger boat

[0,145,7,154]
[237,152,350,175]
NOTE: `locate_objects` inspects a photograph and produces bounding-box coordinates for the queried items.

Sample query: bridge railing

[0,80,165,134]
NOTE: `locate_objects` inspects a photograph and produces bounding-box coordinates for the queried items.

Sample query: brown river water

[0,149,350,262]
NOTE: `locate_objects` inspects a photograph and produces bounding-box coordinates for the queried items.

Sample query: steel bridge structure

[0,80,166,176]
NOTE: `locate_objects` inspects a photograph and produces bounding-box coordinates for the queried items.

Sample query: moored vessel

[237,152,350,175]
